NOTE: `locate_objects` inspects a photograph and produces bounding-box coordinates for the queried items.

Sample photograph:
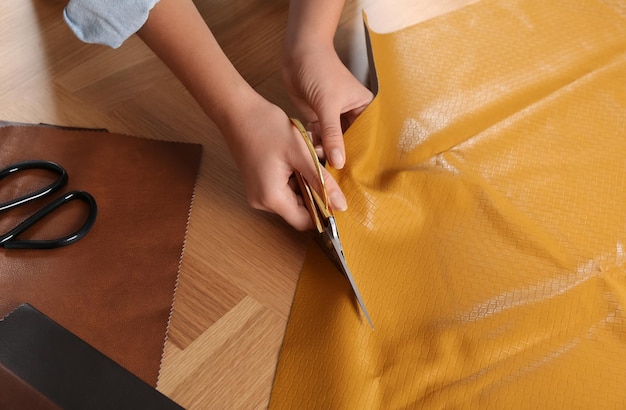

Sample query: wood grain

[0,0,473,407]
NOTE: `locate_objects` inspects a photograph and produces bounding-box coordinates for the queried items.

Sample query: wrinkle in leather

[270,0,626,408]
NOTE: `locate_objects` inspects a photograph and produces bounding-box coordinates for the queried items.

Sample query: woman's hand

[138,0,347,230]
[219,93,347,230]
[282,46,373,170]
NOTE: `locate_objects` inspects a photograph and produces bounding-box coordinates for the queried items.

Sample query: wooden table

[0,0,474,407]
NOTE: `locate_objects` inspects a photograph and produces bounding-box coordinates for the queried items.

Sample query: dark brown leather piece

[0,363,61,410]
[0,123,202,386]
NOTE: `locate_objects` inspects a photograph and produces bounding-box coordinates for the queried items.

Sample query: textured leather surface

[270,0,626,408]
[0,123,202,386]
[0,304,183,409]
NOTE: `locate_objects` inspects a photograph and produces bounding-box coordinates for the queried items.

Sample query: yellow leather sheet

[271,0,626,408]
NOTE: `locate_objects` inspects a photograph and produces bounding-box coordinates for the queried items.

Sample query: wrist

[198,78,256,127]
[283,42,337,75]
[283,0,345,60]
[207,85,273,142]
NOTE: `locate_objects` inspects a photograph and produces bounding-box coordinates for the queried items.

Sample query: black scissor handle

[0,160,68,212]
[0,190,98,249]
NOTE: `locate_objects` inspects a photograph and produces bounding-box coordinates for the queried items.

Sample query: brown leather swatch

[0,123,202,386]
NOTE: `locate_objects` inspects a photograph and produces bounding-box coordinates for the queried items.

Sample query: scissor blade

[328,236,375,330]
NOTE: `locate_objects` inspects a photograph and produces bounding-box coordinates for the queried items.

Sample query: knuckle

[247,190,277,213]
[320,124,342,140]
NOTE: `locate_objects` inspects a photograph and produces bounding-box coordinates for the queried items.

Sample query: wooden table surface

[0,0,474,407]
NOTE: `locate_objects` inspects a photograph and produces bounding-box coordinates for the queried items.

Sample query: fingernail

[330,191,347,211]
[330,149,344,169]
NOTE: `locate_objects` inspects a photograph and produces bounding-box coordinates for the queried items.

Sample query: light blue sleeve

[64,0,160,49]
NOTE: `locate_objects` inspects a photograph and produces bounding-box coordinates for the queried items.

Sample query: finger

[321,167,347,211]
[289,118,347,216]
[266,185,315,231]
[304,122,322,145]
[288,174,307,208]
[245,170,313,231]
[298,160,347,212]
[317,108,346,170]
[303,122,327,161]
[314,144,325,161]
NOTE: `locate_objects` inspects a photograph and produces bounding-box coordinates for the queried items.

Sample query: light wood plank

[159,296,285,409]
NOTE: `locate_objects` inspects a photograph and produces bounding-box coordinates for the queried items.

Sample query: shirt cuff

[64,0,160,48]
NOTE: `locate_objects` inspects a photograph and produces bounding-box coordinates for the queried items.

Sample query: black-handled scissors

[0,160,97,249]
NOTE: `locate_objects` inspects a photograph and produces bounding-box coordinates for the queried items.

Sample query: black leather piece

[0,304,184,410]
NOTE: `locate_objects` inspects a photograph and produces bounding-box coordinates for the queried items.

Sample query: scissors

[0,160,97,249]
[290,118,374,330]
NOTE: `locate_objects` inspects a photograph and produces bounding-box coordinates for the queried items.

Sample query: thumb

[317,108,346,169]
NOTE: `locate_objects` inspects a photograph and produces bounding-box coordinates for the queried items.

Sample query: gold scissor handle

[290,118,333,233]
